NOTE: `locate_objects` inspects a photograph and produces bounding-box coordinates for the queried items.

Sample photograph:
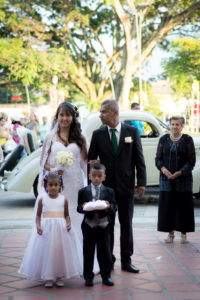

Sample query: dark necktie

[110,128,118,154]
[95,186,100,200]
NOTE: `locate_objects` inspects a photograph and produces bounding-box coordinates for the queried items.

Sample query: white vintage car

[1,110,200,197]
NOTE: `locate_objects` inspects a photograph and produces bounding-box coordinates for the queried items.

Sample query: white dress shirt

[91,183,101,201]
[107,122,121,145]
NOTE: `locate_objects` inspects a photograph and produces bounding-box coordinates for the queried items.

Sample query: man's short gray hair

[101,99,119,111]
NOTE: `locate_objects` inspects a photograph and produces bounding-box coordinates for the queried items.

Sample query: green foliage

[162,38,200,98]
[0,0,200,107]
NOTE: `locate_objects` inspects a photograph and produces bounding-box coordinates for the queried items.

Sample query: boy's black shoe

[102,278,114,286]
[85,279,94,287]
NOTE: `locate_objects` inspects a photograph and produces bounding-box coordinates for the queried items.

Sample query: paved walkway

[0,227,200,300]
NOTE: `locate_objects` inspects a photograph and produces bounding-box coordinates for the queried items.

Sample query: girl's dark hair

[53,102,84,149]
[44,172,63,192]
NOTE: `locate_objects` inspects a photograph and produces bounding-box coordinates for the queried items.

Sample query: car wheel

[0,145,24,176]
[33,175,39,198]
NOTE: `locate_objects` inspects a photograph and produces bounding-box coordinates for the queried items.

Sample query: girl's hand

[66,216,71,231]
[37,226,42,235]
[66,223,71,231]
[50,167,64,176]
[57,169,64,176]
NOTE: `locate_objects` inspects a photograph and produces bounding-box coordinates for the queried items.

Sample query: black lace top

[155,134,196,191]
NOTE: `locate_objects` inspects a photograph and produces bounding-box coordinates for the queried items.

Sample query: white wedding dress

[48,138,99,274]
[49,140,84,242]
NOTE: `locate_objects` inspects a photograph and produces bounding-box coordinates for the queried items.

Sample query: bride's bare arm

[81,135,88,162]
[41,135,54,171]
[80,135,88,177]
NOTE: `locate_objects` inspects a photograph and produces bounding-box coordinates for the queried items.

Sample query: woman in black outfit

[156,116,195,244]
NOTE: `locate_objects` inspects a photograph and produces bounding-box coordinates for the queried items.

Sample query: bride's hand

[50,167,64,176]
[57,169,64,176]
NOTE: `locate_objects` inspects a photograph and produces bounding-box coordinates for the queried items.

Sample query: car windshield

[156,118,170,133]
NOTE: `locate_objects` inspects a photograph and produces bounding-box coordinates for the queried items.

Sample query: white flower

[125,136,133,143]
[55,150,74,168]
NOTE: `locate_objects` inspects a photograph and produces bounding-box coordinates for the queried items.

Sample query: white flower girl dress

[18,193,81,281]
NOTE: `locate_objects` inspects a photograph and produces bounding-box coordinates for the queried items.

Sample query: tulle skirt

[18,218,82,281]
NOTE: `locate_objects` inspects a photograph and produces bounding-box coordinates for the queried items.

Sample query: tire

[33,174,39,198]
[0,145,24,176]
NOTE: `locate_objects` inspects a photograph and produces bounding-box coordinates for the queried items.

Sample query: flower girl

[18,173,81,288]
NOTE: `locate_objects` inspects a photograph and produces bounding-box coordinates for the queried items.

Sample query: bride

[37,102,98,274]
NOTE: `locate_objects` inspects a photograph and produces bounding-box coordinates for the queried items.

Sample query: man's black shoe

[85,279,94,286]
[121,263,139,273]
[102,277,114,286]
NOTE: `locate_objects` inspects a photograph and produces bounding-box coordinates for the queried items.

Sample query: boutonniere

[125,136,133,143]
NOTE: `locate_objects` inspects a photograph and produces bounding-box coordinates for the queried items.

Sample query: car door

[124,119,160,185]
[140,121,160,185]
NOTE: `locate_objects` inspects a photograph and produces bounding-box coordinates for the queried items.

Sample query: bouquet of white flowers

[55,150,74,169]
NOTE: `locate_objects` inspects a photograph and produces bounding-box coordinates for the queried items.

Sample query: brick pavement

[0,228,200,300]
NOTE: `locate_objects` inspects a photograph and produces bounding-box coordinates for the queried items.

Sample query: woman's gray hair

[169,115,185,126]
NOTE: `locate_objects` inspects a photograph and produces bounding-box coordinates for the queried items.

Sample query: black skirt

[157,184,195,233]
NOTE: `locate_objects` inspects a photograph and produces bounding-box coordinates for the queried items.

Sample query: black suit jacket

[77,184,116,220]
[88,123,146,196]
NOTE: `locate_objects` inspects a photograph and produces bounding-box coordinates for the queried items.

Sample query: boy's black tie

[95,186,100,200]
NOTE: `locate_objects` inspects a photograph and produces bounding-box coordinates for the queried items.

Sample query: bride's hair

[53,102,84,149]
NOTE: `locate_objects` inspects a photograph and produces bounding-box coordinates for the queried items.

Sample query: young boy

[77,163,116,287]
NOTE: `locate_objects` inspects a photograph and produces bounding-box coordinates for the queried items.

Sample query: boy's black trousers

[82,222,112,280]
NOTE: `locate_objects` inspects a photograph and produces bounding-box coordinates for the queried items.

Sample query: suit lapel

[103,126,116,155]
[100,184,106,199]
[86,185,93,201]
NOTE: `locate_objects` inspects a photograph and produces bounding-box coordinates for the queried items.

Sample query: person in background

[0,145,3,161]
[156,115,195,244]
[129,102,144,135]
[12,114,28,155]
[26,112,39,133]
[38,116,51,144]
[1,112,11,136]
[19,115,27,127]
[0,117,9,148]
[26,112,39,148]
